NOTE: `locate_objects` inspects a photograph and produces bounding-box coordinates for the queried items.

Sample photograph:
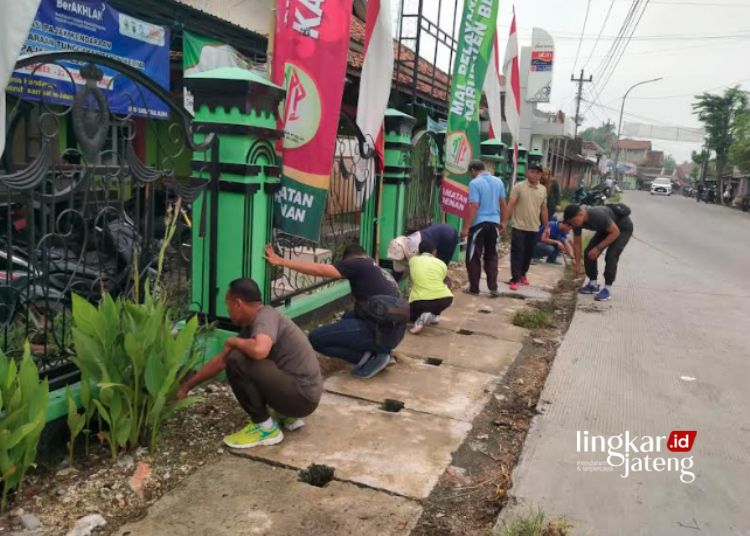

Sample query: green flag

[440,0,500,218]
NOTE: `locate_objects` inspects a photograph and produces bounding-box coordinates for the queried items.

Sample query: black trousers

[225,351,319,424]
[409,297,454,322]
[584,217,634,285]
[466,222,500,293]
[510,229,538,282]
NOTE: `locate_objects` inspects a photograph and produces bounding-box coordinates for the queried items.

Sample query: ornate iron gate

[270,113,375,306]
[403,130,440,233]
[0,52,215,389]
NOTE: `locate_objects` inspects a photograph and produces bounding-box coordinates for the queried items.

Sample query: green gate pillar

[186,67,285,320]
[481,138,509,195]
[506,144,528,183]
[528,148,543,171]
[379,108,416,262]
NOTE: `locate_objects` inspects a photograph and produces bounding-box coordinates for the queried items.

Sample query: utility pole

[571,69,593,138]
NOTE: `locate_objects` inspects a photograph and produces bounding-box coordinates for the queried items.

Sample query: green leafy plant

[65,386,85,467]
[71,289,202,458]
[0,343,49,512]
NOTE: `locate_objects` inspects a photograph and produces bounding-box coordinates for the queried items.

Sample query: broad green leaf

[144,350,166,399]
[71,294,99,336]
[93,400,112,426]
[115,416,131,447]
[66,388,85,438]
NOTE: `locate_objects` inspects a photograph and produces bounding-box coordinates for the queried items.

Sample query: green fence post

[186,67,285,320]
[379,108,416,262]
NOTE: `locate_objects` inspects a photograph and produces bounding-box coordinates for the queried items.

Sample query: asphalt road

[498,192,750,535]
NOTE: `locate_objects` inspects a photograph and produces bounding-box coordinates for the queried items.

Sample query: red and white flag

[503,7,522,186]
[355,0,394,202]
[484,32,503,139]
[0,0,41,158]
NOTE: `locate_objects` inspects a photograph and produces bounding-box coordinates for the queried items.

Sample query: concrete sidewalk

[118,261,564,536]
[496,194,750,535]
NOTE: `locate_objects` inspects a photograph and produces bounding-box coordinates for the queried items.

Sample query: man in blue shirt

[533,220,573,264]
[460,160,507,296]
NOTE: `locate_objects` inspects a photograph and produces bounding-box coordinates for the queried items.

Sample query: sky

[394,0,750,162]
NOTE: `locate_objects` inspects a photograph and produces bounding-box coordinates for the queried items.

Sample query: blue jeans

[534,242,559,263]
[308,311,395,365]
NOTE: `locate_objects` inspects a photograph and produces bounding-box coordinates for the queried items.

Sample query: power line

[572,0,593,73]
[628,77,750,100]
[581,0,616,71]
[586,0,651,116]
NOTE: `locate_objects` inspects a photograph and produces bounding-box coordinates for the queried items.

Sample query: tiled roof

[612,139,652,151]
[348,17,451,105]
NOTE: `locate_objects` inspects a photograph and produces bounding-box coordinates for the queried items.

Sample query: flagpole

[267,0,277,79]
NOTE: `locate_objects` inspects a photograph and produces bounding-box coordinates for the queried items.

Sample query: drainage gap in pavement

[426,357,443,366]
[457,329,474,336]
[298,464,335,487]
[382,399,405,412]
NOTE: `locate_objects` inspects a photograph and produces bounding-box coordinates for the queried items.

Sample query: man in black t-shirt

[265,243,405,379]
[563,204,634,302]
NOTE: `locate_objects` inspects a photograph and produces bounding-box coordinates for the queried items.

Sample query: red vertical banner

[272,0,354,241]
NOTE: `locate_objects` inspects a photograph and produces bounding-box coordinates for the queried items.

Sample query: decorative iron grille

[0,52,215,390]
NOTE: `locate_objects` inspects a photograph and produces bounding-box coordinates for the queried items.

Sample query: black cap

[528,163,544,172]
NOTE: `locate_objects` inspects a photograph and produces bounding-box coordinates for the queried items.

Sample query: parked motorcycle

[573,183,609,206]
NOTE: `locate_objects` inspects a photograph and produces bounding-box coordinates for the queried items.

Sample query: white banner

[1,0,42,158]
[526,28,554,103]
[623,122,706,143]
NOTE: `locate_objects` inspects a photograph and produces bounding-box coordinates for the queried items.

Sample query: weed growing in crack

[512,309,553,330]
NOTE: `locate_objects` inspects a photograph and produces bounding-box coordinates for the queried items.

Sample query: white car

[651,177,673,196]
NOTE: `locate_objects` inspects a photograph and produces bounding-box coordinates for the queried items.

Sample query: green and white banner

[183,30,265,115]
[440,0,500,218]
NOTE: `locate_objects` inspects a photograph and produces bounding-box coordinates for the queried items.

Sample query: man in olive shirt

[176,279,323,449]
[563,203,634,302]
[502,164,549,291]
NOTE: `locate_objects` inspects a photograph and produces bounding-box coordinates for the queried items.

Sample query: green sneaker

[269,408,305,432]
[223,421,284,449]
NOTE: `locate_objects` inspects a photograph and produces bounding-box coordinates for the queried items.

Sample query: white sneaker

[429,315,440,325]
[410,312,431,334]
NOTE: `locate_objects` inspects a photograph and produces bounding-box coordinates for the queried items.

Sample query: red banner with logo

[272,0,353,241]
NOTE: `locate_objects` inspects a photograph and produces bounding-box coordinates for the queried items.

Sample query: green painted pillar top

[185,67,285,183]
[528,148,544,169]
[384,108,416,181]
[481,138,507,180]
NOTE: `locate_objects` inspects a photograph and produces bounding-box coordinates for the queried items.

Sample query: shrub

[0,343,49,512]
[71,290,202,459]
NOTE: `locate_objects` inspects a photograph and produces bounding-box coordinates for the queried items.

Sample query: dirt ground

[410,273,580,536]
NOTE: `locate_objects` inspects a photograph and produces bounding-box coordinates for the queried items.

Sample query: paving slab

[232,393,471,499]
[117,457,422,536]
[395,329,523,375]
[324,354,498,420]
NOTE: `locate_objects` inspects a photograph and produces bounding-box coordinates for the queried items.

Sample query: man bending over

[265,243,407,379]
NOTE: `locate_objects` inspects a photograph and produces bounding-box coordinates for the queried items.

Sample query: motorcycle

[573,183,609,206]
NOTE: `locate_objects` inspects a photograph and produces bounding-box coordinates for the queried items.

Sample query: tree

[580,121,617,153]
[663,154,677,174]
[730,110,750,173]
[692,86,748,184]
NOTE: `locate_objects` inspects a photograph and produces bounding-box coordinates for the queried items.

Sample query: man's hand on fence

[265,244,283,266]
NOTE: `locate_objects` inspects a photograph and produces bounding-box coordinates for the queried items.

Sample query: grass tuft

[498,509,572,536]
[513,309,553,329]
